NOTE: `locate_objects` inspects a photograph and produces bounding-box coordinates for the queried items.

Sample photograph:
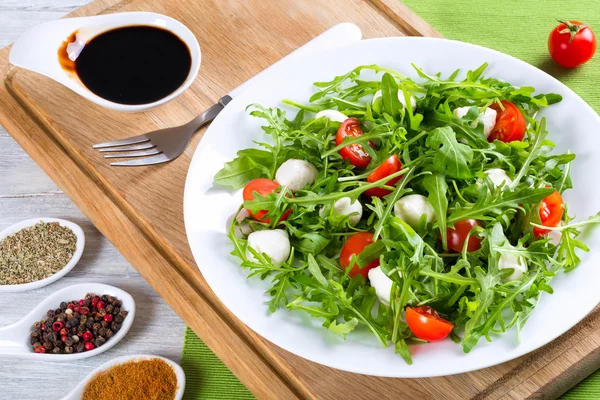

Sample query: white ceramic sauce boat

[0,218,85,293]
[59,354,185,400]
[9,12,201,112]
[0,283,135,360]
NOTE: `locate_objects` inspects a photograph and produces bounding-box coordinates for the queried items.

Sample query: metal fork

[92,95,232,166]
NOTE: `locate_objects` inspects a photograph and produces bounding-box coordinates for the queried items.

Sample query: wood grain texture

[0,3,185,399]
[1,0,599,399]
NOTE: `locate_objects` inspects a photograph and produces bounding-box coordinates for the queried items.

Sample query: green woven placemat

[181,1,600,398]
[182,328,254,400]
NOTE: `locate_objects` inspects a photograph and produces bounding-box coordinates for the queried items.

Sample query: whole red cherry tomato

[336,118,373,168]
[533,189,564,238]
[339,232,379,279]
[488,100,526,143]
[243,178,291,223]
[364,155,402,198]
[406,306,454,341]
[549,20,597,68]
[446,219,482,252]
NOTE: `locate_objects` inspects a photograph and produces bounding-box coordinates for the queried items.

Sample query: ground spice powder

[82,358,178,400]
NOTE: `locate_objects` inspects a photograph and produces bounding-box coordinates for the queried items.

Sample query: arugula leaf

[381,72,402,120]
[423,173,449,248]
[214,149,274,189]
[426,127,473,179]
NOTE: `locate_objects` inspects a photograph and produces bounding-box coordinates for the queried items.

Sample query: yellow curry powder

[82,358,178,400]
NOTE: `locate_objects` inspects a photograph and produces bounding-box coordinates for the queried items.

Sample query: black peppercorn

[30,293,128,355]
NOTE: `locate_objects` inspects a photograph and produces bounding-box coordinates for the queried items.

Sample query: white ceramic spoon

[0,218,85,293]
[59,354,185,400]
[0,283,135,360]
[9,12,201,112]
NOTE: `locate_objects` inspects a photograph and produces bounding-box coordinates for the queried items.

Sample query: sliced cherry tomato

[364,155,402,198]
[534,189,564,237]
[488,100,526,143]
[336,118,373,168]
[242,178,291,223]
[446,219,482,252]
[339,232,379,279]
[549,20,596,68]
[406,306,454,341]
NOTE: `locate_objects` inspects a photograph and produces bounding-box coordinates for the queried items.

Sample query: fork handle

[186,95,233,133]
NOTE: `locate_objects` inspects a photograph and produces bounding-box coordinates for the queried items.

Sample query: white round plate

[0,218,85,293]
[184,37,600,377]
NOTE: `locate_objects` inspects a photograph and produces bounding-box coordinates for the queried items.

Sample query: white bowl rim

[0,218,85,293]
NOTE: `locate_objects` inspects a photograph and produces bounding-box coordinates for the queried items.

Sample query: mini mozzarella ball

[275,159,318,191]
[246,229,291,267]
[368,266,393,306]
[477,168,513,189]
[498,254,528,282]
[393,194,435,229]
[332,197,363,226]
[226,209,252,238]
[372,89,417,110]
[315,109,347,123]
[453,106,497,138]
[547,223,562,246]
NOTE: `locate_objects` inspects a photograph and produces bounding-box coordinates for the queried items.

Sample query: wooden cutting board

[1,0,599,398]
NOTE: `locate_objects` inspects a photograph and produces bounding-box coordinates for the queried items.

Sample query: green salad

[214,63,599,364]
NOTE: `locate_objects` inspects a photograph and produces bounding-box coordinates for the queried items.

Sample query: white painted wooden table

[0,2,186,399]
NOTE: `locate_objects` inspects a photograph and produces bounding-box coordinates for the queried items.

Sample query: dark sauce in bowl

[69,26,192,105]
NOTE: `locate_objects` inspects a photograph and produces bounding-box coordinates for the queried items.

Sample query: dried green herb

[0,222,77,285]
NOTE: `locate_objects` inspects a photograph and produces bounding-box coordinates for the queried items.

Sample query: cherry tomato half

[533,189,564,238]
[363,155,403,198]
[488,100,526,143]
[549,20,597,68]
[406,306,454,341]
[336,118,373,168]
[242,178,291,223]
[446,219,482,253]
[339,232,379,279]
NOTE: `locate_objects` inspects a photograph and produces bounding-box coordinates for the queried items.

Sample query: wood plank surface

[0,3,186,399]
[1,0,599,399]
